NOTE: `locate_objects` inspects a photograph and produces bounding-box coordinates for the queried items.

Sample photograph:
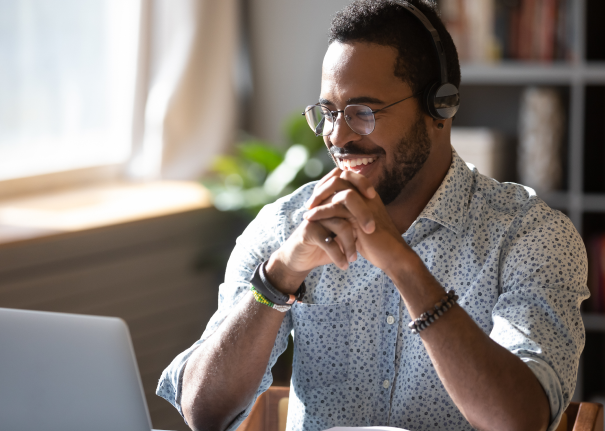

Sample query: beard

[327,112,432,205]
[374,113,431,205]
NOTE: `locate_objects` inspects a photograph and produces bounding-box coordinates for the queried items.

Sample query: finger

[303,220,351,270]
[339,170,377,199]
[306,167,342,209]
[305,204,352,222]
[306,191,375,234]
[317,217,358,263]
[306,176,361,210]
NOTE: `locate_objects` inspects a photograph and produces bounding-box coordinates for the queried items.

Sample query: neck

[386,141,452,235]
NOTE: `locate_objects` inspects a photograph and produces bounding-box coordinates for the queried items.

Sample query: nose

[329,111,361,148]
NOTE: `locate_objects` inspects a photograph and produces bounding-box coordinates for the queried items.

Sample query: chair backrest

[556,402,604,431]
[238,386,289,431]
[239,390,603,431]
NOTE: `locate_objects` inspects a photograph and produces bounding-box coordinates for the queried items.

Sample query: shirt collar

[417,147,474,235]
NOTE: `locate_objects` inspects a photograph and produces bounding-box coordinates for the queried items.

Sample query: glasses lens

[344,105,375,135]
[304,105,333,136]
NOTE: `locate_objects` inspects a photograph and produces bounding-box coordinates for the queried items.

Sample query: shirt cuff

[520,356,565,431]
[156,340,203,418]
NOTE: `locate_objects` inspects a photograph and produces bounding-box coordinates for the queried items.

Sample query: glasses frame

[302,91,421,137]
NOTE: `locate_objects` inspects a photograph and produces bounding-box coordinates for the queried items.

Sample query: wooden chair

[237,386,289,431]
[555,402,604,431]
[238,388,603,431]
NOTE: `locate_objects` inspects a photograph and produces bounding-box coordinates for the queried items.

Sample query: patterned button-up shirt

[157,148,589,431]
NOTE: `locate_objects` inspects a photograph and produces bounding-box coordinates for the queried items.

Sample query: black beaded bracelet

[408,290,458,334]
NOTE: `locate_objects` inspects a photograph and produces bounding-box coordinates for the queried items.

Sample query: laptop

[0,307,166,431]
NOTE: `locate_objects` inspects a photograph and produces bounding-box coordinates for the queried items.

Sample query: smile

[336,156,376,171]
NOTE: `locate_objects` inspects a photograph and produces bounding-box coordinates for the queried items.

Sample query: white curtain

[128,0,239,181]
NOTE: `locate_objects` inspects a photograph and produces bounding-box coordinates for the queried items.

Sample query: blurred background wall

[244,0,351,144]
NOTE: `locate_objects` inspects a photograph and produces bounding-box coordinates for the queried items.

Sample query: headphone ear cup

[424,82,460,120]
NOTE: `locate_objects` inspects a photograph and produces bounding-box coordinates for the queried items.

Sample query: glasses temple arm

[372,91,423,113]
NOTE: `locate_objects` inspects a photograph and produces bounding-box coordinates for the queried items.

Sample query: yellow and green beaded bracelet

[250,285,291,312]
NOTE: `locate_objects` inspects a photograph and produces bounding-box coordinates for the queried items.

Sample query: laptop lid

[0,307,153,431]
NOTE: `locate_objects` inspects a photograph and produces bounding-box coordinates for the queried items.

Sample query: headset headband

[392,1,448,85]
[390,0,459,120]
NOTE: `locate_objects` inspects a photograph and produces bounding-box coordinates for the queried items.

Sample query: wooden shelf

[583,313,605,332]
[540,191,571,211]
[537,192,605,213]
[582,194,605,212]
[461,62,605,85]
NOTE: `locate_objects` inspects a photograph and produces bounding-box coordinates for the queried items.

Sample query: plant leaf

[237,141,284,172]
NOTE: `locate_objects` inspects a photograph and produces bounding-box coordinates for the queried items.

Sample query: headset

[392,1,460,120]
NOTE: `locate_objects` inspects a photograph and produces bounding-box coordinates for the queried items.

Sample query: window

[0,0,140,181]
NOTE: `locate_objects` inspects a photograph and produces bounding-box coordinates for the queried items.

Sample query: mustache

[329,143,386,158]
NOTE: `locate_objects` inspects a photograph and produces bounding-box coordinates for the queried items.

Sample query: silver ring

[325,232,337,243]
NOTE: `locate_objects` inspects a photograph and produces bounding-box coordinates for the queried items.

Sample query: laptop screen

[0,307,153,431]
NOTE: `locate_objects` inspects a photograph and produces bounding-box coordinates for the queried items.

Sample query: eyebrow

[319,96,386,106]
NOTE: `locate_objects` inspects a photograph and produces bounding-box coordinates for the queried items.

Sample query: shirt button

[382,380,390,389]
[387,316,395,325]
[415,221,422,230]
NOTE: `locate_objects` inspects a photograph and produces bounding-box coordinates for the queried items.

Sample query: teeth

[337,157,375,170]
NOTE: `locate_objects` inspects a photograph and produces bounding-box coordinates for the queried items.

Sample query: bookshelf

[451,0,605,404]
[462,63,605,85]
[459,61,605,233]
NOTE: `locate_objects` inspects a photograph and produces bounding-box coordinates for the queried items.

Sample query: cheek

[373,114,407,140]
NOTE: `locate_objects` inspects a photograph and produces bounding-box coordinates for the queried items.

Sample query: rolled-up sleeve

[492,205,589,431]
[156,184,313,429]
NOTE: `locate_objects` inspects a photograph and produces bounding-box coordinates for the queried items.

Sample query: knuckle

[342,189,360,204]
[331,192,346,205]
[304,220,323,236]
[342,188,356,199]
[328,176,341,187]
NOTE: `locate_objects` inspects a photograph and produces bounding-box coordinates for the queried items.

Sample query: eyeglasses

[302,92,420,137]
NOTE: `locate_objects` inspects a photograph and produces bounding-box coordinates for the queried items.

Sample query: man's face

[320,41,432,205]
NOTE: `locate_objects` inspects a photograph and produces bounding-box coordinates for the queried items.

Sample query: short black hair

[328,0,461,97]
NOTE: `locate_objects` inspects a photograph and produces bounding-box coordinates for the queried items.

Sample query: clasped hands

[270,167,412,293]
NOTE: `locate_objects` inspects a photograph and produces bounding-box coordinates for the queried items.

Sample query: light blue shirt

[157,149,589,431]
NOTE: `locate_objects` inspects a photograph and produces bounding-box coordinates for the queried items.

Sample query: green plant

[203,112,333,216]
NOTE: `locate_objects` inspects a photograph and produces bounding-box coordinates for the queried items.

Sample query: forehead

[321,41,410,103]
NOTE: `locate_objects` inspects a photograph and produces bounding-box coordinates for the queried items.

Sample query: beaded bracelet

[408,290,459,334]
[250,285,292,313]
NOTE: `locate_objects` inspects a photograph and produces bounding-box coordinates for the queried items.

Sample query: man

[157,1,589,430]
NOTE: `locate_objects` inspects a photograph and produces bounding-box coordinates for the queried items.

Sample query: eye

[356,110,373,120]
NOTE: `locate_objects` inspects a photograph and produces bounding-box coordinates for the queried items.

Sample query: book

[439,0,575,62]
[450,127,509,182]
[440,0,497,62]
[517,87,564,193]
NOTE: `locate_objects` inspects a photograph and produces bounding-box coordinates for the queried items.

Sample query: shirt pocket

[291,301,350,390]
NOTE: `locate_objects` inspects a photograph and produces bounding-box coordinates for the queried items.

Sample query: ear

[432,117,450,131]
